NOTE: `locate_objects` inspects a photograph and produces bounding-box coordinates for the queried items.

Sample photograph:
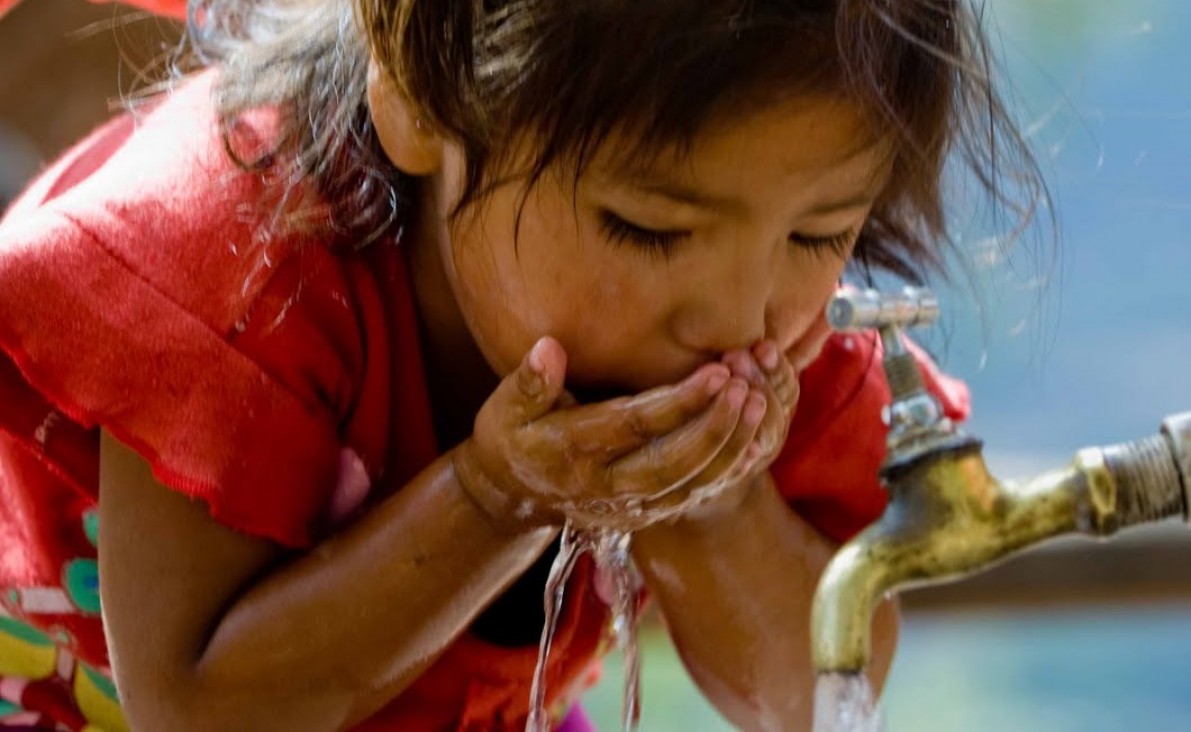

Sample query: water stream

[525,528,882,732]
[526,522,643,732]
[812,673,885,732]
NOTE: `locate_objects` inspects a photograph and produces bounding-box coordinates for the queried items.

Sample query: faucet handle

[826,286,941,400]
[826,286,952,451]
[826,286,940,332]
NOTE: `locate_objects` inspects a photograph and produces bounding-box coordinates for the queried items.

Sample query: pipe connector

[1161,411,1191,521]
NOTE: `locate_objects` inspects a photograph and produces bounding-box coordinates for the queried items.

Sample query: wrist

[450,439,548,535]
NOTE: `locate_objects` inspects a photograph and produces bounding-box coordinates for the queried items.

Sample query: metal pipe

[810,414,1191,675]
[811,285,1191,677]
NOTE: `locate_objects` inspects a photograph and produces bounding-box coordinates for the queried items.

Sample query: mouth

[568,383,636,405]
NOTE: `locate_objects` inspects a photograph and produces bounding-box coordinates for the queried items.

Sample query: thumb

[502,336,568,423]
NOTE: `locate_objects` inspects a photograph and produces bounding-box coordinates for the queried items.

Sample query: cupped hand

[663,340,801,521]
[726,309,833,473]
[452,337,768,532]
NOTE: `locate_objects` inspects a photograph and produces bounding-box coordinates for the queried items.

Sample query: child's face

[429,96,891,396]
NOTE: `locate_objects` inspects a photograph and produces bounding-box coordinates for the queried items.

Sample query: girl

[0,0,1038,729]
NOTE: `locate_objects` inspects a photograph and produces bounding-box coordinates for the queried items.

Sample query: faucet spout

[811,412,1191,675]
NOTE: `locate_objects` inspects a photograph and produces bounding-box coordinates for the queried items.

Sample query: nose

[670,257,772,355]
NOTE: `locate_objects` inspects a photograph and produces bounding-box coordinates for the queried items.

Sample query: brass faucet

[809,287,1191,674]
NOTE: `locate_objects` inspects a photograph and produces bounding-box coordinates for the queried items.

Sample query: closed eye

[597,210,689,259]
[599,208,857,261]
[788,228,857,258]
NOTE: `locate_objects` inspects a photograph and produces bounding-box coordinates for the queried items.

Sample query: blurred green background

[587,603,1191,731]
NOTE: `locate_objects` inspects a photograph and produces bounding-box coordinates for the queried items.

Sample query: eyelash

[597,210,857,260]
[788,229,858,259]
[598,211,685,259]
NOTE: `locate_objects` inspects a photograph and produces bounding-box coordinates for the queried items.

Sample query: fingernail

[726,380,747,409]
[744,393,767,426]
[706,367,730,394]
[746,442,763,461]
[756,342,779,371]
[528,339,547,374]
[523,342,547,397]
[522,368,544,397]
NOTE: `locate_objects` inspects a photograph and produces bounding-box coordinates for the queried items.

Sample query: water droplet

[33,410,60,446]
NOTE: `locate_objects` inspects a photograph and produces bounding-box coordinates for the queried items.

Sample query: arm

[99,431,557,732]
[631,473,899,731]
[100,337,735,732]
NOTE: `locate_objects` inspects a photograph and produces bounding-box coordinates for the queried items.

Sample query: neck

[403,181,499,450]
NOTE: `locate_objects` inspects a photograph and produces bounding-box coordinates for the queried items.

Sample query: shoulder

[0,75,397,545]
[7,72,302,325]
[1,71,371,373]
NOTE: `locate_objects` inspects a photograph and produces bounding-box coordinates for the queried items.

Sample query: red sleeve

[770,331,970,544]
[0,0,188,20]
[0,210,364,548]
[90,0,187,19]
[0,75,366,549]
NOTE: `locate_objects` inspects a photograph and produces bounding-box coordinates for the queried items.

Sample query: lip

[568,383,637,405]
[564,352,718,404]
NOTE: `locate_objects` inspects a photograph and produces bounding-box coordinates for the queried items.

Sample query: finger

[753,378,795,458]
[752,339,780,372]
[761,347,799,412]
[608,377,748,495]
[490,336,569,426]
[752,340,798,415]
[556,390,580,409]
[644,386,767,513]
[546,363,731,455]
[722,349,765,386]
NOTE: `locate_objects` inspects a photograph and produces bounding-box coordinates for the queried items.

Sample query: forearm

[187,450,556,730]
[631,474,898,731]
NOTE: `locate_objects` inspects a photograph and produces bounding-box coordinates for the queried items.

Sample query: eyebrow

[802,189,884,217]
[615,174,881,219]
[606,132,892,217]
[617,176,748,215]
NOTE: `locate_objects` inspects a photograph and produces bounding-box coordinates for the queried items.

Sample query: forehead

[593,95,894,198]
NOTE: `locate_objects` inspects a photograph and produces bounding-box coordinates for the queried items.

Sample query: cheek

[517,193,665,318]
[771,256,849,345]
[449,189,663,368]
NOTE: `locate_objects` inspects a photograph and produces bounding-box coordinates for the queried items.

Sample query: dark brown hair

[194,0,1046,282]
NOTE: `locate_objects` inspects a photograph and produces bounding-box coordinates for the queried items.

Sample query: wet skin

[380,74,902,728]
[93,72,900,732]
[397,86,894,527]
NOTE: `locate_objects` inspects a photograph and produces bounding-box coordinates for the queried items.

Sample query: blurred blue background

[587,0,1191,730]
[945,0,1191,464]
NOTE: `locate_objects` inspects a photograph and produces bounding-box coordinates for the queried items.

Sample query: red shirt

[0,73,968,730]
[0,0,186,21]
